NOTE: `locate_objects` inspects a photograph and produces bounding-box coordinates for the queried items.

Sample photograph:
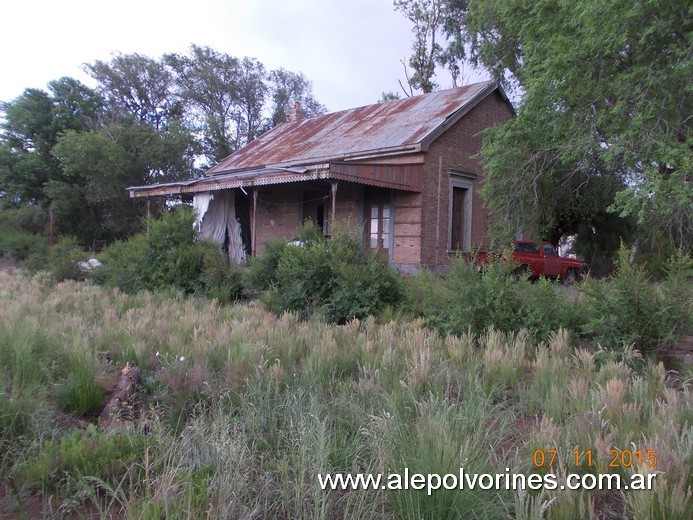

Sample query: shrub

[582,245,692,354]
[660,249,693,335]
[97,207,242,301]
[195,240,244,303]
[0,229,48,262]
[16,425,147,493]
[23,235,88,282]
[249,223,404,323]
[55,370,106,417]
[406,256,585,340]
[244,238,288,293]
[0,205,50,262]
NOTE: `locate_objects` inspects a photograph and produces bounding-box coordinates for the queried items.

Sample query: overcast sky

[0,0,488,112]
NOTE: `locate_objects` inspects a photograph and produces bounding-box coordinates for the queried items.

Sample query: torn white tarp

[192,192,212,231]
[193,191,247,264]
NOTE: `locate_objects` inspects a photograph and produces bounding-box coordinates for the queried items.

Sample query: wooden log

[99,363,141,429]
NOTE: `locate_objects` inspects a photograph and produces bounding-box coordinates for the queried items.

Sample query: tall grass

[0,269,690,518]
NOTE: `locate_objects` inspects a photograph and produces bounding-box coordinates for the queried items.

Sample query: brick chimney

[285,101,306,122]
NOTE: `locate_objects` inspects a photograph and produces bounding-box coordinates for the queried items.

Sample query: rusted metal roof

[127,164,422,198]
[128,81,509,197]
[208,81,502,174]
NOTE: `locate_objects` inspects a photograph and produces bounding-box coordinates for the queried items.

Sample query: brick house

[127,80,514,274]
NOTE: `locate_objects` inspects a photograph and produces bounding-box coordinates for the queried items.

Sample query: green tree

[166,47,326,164]
[50,53,198,241]
[53,118,195,239]
[85,53,181,130]
[1,64,197,244]
[1,88,61,203]
[0,79,105,240]
[378,91,401,103]
[264,68,326,128]
[165,46,262,164]
[398,0,691,252]
[394,0,470,94]
[470,0,691,251]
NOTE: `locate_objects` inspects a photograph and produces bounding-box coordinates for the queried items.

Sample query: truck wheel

[514,265,530,280]
[563,269,578,285]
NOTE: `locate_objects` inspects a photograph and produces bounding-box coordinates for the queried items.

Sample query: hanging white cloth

[192,192,212,232]
[196,190,247,265]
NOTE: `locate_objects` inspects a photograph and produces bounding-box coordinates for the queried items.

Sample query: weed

[0,268,691,518]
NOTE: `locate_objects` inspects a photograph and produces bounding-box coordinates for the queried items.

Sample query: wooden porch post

[146,197,151,237]
[330,181,338,233]
[252,189,258,256]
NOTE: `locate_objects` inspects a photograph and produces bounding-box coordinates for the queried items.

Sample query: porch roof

[127,162,422,198]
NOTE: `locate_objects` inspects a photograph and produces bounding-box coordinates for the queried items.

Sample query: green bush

[195,240,244,303]
[582,246,692,354]
[0,205,49,261]
[55,370,106,417]
[24,235,87,282]
[0,229,48,262]
[244,238,288,292]
[0,205,48,234]
[406,256,584,340]
[249,223,404,323]
[97,207,242,302]
[16,425,147,493]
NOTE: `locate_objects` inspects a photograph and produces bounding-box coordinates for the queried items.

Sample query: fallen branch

[100,363,141,430]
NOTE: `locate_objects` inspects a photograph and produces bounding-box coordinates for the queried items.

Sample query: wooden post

[251,189,258,256]
[146,197,151,237]
[330,181,338,234]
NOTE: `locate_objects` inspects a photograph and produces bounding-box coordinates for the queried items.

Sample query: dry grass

[0,270,690,519]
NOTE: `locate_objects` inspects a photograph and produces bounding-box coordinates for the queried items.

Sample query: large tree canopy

[165,46,325,165]
[1,48,326,245]
[470,0,691,251]
[86,53,181,130]
[397,0,691,254]
[394,0,470,94]
[0,79,108,240]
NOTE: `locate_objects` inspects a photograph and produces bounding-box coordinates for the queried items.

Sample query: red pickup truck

[477,240,585,283]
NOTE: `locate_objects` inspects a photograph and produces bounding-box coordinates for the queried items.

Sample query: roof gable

[207,81,508,174]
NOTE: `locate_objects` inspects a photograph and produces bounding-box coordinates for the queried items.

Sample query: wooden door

[303,189,328,234]
[450,186,466,251]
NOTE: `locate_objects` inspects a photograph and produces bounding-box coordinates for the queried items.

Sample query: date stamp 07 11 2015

[532,448,657,469]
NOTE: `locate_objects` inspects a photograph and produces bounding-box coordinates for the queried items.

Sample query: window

[448,172,475,251]
[515,242,539,254]
[366,200,390,256]
[543,243,557,256]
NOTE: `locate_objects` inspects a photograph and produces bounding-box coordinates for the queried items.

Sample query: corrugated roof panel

[207,81,497,174]
[127,163,421,198]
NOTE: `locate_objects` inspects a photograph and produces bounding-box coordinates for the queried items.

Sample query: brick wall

[393,191,423,272]
[419,91,513,269]
[249,90,513,268]
[252,185,302,254]
[251,181,364,255]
